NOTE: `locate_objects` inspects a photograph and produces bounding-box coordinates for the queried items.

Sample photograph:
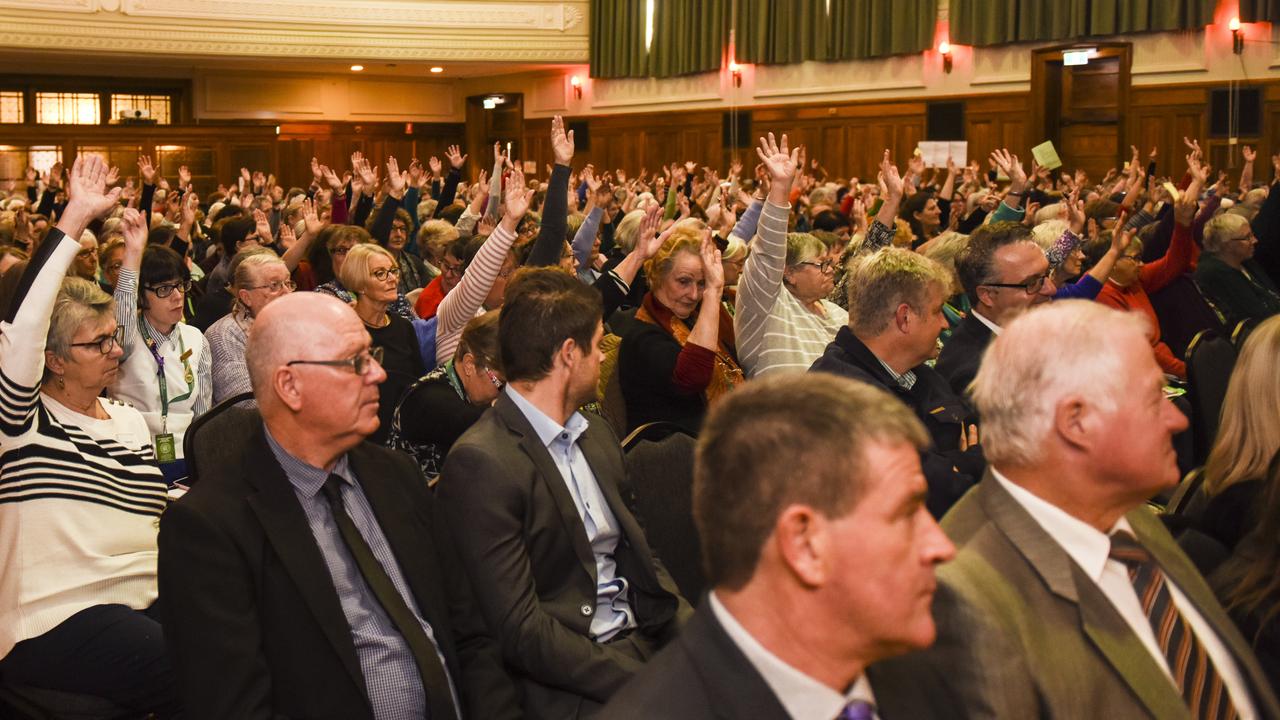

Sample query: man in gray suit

[873,300,1280,719]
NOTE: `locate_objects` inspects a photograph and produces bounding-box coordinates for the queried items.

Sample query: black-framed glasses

[244,280,296,293]
[371,267,401,282]
[1116,254,1143,265]
[70,326,125,355]
[76,248,96,259]
[440,259,464,277]
[794,259,835,274]
[390,223,408,234]
[145,279,192,298]
[981,273,1050,295]
[286,346,384,376]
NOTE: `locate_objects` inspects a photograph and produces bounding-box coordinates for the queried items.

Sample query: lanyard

[140,316,194,432]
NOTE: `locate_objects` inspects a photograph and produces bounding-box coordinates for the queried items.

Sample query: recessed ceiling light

[430,66,444,73]
[350,64,364,72]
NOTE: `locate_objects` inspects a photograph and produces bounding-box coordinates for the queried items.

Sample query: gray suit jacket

[871,474,1280,720]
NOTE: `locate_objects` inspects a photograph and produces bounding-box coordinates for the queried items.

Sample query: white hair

[1203,213,1250,254]
[1030,219,1068,254]
[1033,203,1063,225]
[970,300,1149,466]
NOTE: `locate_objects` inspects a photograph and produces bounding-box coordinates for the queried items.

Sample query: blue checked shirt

[265,426,459,720]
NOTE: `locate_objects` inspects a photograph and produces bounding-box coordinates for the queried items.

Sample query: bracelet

[1006,190,1025,197]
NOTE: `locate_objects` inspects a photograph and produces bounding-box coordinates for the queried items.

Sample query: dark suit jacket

[436,392,692,719]
[810,326,983,517]
[933,311,994,399]
[870,474,1280,719]
[158,421,519,720]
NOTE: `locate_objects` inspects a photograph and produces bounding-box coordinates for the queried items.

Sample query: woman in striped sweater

[0,155,179,715]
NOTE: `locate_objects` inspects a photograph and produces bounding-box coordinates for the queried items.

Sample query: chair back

[596,332,627,436]
[1231,317,1258,348]
[1184,330,1237,466]
[1165,466,1207,517]
[1150,276,1226,360]
[183,391,259,486]
[623,429,704,603]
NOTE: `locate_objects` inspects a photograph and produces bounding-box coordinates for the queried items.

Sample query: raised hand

[1242,145,1257,163]
[408,158,426,187]
[46,161,65,190]
[104,165,120,187]
[699,229,725,294]
[1063,188,1085,233]
[278,221,297,251]
[320,164,342,192]
[1112,227,1135,255]
[582,164,602,192]
[240,166,252,184]
[989,148,1027,190]
[908,153,926,178]
[1183,136,1202,156]
[880,150,904,199]
[353,153,377,195]
[64,154,124,224]
[1173,193,1198,226]
[636,203,665,259]
[755,132,799,187]
[138,155,158,185]
[503,167,534,222]
[1186,151,1209,185]
[428,155,443,176]
[446,145,467,170]
[253,208,272,242]
[493,141,506,166]
[120,207,148,253]
[310,157,323,184]
[181,190,199,227]
[385,156,407,199]
[23,166,36,185]
[551,115,575,166]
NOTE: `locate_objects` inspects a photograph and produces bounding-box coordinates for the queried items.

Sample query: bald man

[158,293,519,720]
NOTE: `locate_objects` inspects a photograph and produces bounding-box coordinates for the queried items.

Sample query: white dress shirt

[992,469,1257,719]
[709,593,878,720]
[971,307,1002,336]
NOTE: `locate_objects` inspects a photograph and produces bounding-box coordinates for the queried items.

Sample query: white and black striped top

[0,226,165,659]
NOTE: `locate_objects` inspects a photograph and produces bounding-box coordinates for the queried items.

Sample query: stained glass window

[0,91,22,124]
[35,92,100,125]
[111,93,172,124]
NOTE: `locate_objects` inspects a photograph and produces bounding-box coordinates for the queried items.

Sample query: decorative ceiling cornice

[0,0,589,62]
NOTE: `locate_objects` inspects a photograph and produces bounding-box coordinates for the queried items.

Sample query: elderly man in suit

[602,373,956,719]
[158,292,519,720]
[934,220,1055,398]
[874,300,1280,719]
[437,267,691,719]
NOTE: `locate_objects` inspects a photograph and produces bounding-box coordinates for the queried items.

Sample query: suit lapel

[348,445,459,669]
[979,479,1190,719]
[244,428,367,696]
[578,422,656,581]
[495,394,597,580]
[681,604,791,720]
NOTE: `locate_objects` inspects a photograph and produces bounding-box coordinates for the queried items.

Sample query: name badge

[155,433,177,463]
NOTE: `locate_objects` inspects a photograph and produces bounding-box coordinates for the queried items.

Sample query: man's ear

[1053,395,1093,452]
[894,302,913,334]
[555,337,579,373]
[975,285,995,308]
[273,367,305,412]
[773,504,830,589]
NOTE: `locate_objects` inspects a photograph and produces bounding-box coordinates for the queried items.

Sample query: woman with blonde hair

[339,243,424,444]
[618,222,742,433]
[1199,314,1280,551]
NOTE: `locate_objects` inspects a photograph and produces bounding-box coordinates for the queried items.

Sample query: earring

[56,375,65,389]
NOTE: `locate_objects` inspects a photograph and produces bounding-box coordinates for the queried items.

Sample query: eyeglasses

[70,326,125,355]
[371,267,401,281]
[106,262,123,272]
[1116,254,1143,265]
[286,346,384,376]
[244,280,296,293]
[76,248,96,259]
[146,279,192,298]
[1228,231,1256,244]
[981,272,1050,294]
[390,223,408,234]
[332,245,353,257]
[440,259,464,277]
[794,260,835,274]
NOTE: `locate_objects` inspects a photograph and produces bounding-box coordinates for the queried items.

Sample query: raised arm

[734,132,798,343]
[112,206,151,363]
[434,170,532,364]
[431,146,467,217]
[0,155,120,437]
[526,115,574,268]
[280,199,324,273]
[868,150,905,250]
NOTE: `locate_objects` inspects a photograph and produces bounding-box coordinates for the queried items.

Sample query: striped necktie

[1109,531,1238,720]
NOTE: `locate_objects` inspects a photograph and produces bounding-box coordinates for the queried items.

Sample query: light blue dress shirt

[265,426,459,720]
[505,385,637,641]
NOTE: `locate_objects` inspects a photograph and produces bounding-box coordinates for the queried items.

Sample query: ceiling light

[350,64,364,72]
[430,66,444,73]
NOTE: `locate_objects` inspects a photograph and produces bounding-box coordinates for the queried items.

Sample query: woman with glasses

[206,249,294,404]
[390,311,503,483]
[313,224,414,320]
[1196,213,1280,325]
[736,134,849,377]
[619,224,743,433]
[110,210,213,483]
[339,243,424,444]
[0,158,179,716]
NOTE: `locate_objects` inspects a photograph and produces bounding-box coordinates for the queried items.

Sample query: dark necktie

[1109,531,1239,720]
[836,699,876,720]
[322,475,458,720]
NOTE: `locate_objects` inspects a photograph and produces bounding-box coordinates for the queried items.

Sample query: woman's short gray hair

[970,300,1147,466]
[46,277,115,368]
[1203,213,1250,254]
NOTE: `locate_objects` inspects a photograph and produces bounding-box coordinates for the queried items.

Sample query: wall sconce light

[570,75,583,100]
[729,60,742,88]
[1229,17,1244,54]
[939,42,953,74]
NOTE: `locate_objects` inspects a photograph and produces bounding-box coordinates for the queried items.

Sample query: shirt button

[580,603,593,616]
[561,433,569,440]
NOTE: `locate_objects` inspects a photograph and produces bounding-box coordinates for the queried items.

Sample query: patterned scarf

[635,291,743,406]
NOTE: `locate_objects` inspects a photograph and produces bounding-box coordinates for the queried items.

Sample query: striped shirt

[735,201,849,377]
[0,227,166,658]
[434,223,517,365]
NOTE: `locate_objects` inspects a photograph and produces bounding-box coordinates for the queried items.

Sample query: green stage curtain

[650,0,727,77]
[590,0,649,78]
[1240,0,1280,22]
[950,0,1217,47]
[736,0,935,64]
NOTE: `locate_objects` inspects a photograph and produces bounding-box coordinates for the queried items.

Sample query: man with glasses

[1196,212,1280,324]
[935,221,1056,398]
[158,292,520,720]
[414,236,468,321]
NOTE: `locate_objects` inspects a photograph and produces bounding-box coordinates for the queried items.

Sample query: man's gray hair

[970,300,1148,466]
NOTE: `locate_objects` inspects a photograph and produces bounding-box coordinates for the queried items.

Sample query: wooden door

[1032,43,1131,183]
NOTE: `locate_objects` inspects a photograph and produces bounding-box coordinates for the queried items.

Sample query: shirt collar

[263,423,353,498]
[874,355,917,391]
[141,315,182,347]
[504,384,588,448]
[990,468,1131,583]
[708,592,876,720]
[971,307,1002,336]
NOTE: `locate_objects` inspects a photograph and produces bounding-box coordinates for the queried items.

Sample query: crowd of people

[0,113,1278,719]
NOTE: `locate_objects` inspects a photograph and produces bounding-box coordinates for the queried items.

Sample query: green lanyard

[140,316,194,433]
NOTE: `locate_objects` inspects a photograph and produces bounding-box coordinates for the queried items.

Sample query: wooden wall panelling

[1128,86,1207,182]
